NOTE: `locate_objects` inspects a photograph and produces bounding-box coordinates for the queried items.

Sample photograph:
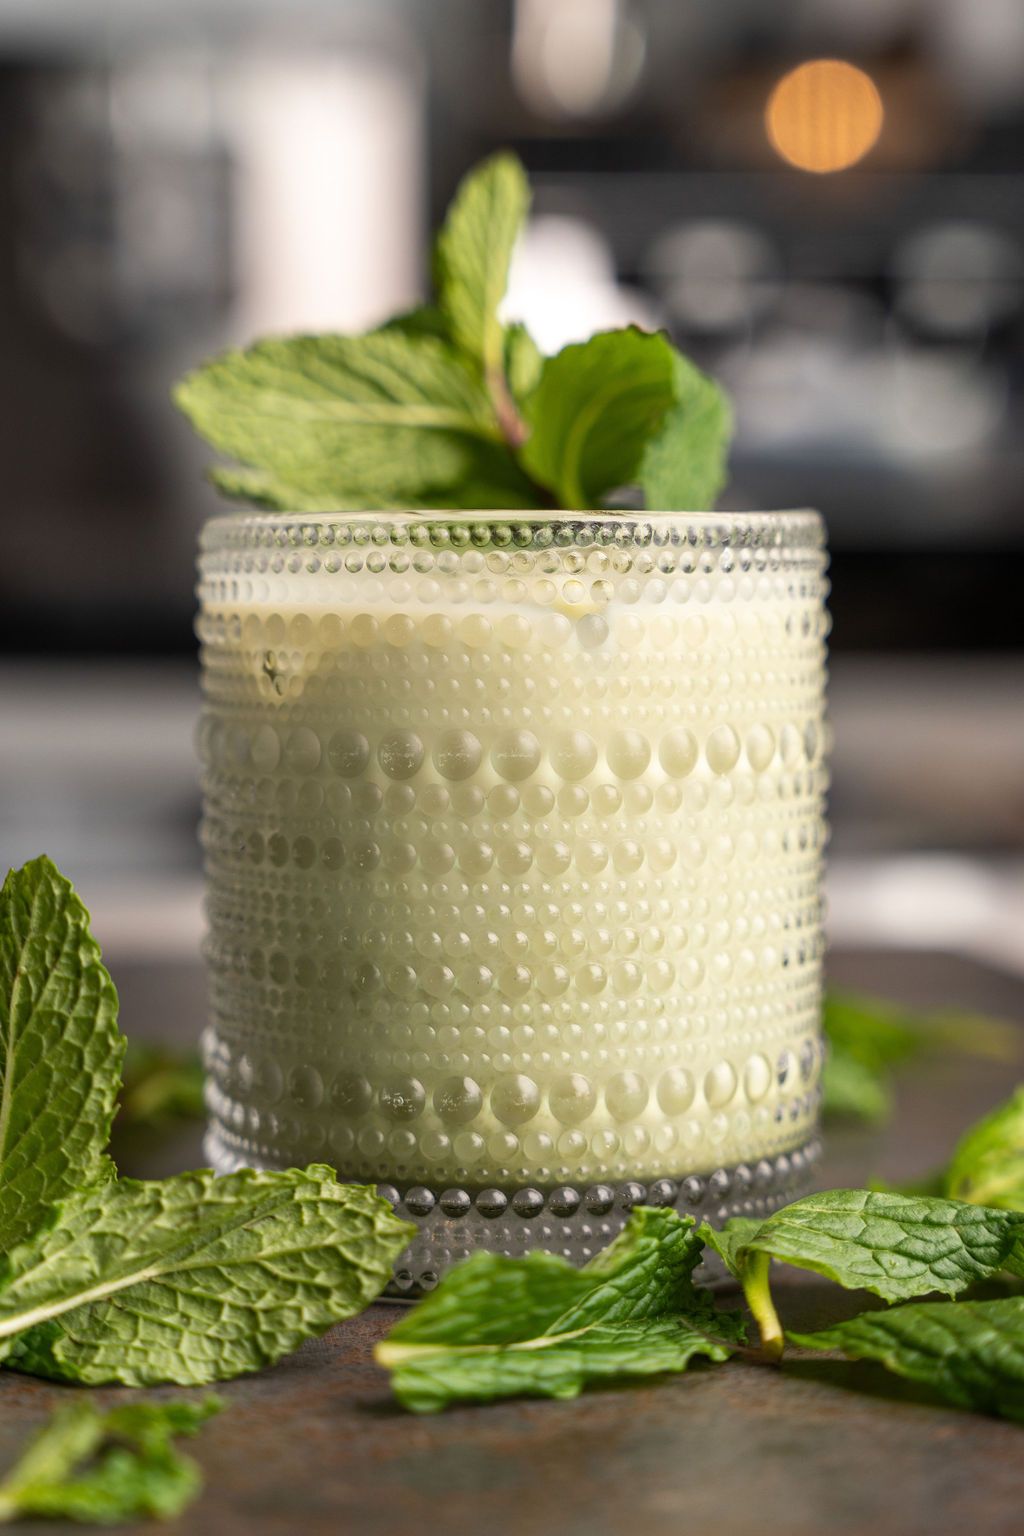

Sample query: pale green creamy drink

[198,511,828,1282]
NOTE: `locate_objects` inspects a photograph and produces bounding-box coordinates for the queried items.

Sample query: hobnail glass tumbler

[197,511,829,1291]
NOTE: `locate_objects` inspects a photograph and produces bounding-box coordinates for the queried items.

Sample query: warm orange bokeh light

[766,59,883,174]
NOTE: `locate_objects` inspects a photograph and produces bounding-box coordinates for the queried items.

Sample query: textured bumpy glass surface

[197,511,829,1280]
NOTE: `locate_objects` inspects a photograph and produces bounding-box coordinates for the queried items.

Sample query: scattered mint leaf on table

[0,857,125,1252]
[821,1049,892,1123]
[520,329,678,510]
[790,1296,1024,1423]
[733,1190,1023,1301]
[638,349,732,511]
[944,1086,1024,1212]
[701,1191,1024,1360]
[116,1042,204,1131]
[821,989,1019,1125]
[0,1167,413,1386]
[376,1207,745,1412]
[0,1398,220,1524]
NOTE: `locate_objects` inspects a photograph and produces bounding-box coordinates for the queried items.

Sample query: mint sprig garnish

[0,1398,221,1524]
[0,857,125,1250]
[175,152,731,512]
[376,1207,745,1412]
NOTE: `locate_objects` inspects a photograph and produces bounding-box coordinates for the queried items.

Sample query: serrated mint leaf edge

[0,855,126,1252]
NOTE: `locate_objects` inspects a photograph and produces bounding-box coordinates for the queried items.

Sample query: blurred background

[0,0,1021,993]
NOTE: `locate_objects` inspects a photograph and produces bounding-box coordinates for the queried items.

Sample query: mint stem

[742,1252,785,1362]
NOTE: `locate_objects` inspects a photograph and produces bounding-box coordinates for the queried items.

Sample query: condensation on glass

[197,511,829,1291]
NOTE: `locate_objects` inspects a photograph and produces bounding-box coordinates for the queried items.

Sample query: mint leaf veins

[175,151,732,513]
[376,1207,745,1412]
[0,856,125,1251]
[0,1167,413,1386]
[791,1297,1024,1424]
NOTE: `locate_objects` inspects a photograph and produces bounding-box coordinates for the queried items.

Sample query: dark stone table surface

[2,946,1023,1536]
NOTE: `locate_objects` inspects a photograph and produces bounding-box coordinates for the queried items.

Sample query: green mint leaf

[0,1167,412,1385]
[698,1219,784,1359]
[698,1218,764,1279]
[738,1190,1023,1303]
[521,328,678,510]
[821,1048,893,1123]
[790,1296,1024,1423]
[174,330,544,511]
[376,1206,745,1411]
[944,1087,1024,1212]
[376,305,451,342]
[824,991,929,1073]
[116,1042,204,1130]
[382,1314,741,1415]
[0,1398,220,1524]
[503,322,543,407]
[637,349,732,510]
[0,856,125,1251]
[434,152,529,378]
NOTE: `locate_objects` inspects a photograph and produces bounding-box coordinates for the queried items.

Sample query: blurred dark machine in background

[0,0,1021,960]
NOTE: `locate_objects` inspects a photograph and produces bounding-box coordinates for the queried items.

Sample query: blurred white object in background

[512,0,646,120]
[226,48,424,338]
[893,221,1024,338]
[647,219,781,334]
[504,214,661,353]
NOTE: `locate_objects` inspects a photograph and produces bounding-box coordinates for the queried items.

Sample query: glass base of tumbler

[205,1127,821,1298]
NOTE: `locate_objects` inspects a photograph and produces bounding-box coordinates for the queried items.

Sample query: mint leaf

[0,856,125,1251]
[503,322,543,407]
[698,1218,764,1279]
[739,1190,1023,1303]
[174,330,543,511]
[434,152,529,378]
[376,1206,744,1411]
[521,328,677,509]
[0,1398,220,1524]
[821,1050,893,1123]
[381,1314,741,1415]
[638,349,732,510]
[116,1042,204,1131]
[944,1087,1024,1211]
[791,1297,1024,1423]
[0,1167,413,1385]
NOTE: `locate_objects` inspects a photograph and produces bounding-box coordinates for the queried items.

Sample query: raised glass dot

[657,1068,695,1115]
[434,1076,483,1124]
[491,1073,541,1126]
[704,1061,738,1108]
[607,730,651,780]
[327,729,370,778]
[491,729,542,782]
[605,1071,649,1121]
[744,1054,772,1102]
[551,730,598,781]
[659,728,698,778]
[378,730,425,780]
[549,1072,597,1125]
[706,724,741,774]
[433,728,483,781]
[379,1075,426,1122]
